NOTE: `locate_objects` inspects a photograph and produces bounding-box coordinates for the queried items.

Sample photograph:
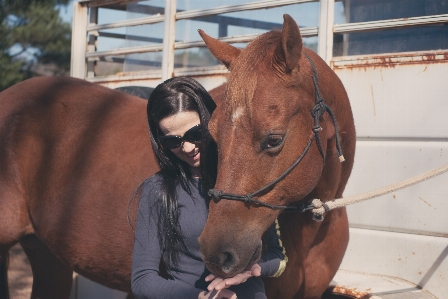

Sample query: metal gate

[70,1,448,298]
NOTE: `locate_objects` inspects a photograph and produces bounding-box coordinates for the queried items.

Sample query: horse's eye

[267,135,283,147]
[265,134,284,149]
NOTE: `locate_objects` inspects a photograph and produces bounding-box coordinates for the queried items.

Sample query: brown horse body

[0,76,157,297]
[0,14,355,299]
[198,15,356,299]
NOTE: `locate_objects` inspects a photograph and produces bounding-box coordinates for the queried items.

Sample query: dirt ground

[8,244,33,299]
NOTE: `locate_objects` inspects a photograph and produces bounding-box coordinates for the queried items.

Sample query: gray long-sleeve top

[131,175,286,299]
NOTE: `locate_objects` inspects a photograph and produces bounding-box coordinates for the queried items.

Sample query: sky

[58,1,75,24]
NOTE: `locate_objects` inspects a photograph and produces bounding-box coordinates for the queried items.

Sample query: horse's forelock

[224,31,282,120]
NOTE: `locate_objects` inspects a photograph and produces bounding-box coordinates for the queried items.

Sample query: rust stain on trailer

[326,285,373,298]
[333,51,448,70]
[418,197,433,208]
[379,57,396,68]
[422,54,436,61]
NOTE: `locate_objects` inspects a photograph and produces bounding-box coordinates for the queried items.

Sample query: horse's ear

[274,14,303,73]
[198,29,242,70]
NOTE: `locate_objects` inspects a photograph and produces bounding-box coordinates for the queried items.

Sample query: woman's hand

[206,264,261,291]
[198,289,237,299]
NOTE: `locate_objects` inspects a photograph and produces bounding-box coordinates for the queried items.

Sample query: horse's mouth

[201,243,262,277]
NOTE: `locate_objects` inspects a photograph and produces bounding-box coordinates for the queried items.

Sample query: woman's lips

[186,150,200,160]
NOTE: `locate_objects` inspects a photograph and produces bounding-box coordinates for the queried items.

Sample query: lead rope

[310,162,448,221]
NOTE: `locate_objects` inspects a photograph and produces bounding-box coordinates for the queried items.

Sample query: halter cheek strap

[208,52,344,212]
[305,52,345,163]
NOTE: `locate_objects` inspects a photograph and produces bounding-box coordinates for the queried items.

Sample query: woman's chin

[186,157,201,175]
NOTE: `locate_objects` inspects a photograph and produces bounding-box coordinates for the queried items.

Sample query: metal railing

[71,0,448,83]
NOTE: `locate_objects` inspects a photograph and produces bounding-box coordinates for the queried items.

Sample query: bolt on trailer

[70,0,448,298]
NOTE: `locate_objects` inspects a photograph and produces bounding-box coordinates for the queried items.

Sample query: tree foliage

[0,0,72,91]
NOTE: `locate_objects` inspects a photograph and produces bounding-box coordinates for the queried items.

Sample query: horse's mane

[225,30,282,115]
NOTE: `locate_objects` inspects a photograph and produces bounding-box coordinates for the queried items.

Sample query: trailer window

[333,0,448,56]
[173,2,319,69]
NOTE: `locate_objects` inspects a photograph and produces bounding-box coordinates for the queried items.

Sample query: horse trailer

[67,0,448,298]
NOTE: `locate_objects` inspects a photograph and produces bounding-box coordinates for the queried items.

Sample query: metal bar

[334,14,448,34]
[97,56,161,67]
[71,2,89,78]
[174,34,259,50]
[174,27,318,49]
[80,0,132,8]
[174,65,229,77]
[87,15,165,31]
[196,15,281,31]
[318,0,334,64]
[300,26,319,37]
[87,7,98,78]
[161,0,177,80]
[94,55,217,69]
[176,0,317,20]
[86,44,164,58]
[86,72,162,83]
[108,3,165,14]
[98,31,164,43]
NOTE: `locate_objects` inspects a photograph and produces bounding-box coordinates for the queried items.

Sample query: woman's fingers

[249,264,261,277]
[207,276,225,291]
[222,272,250,287]
[205,273,218,282]
[207,264,262,292]
[212,289,237,299]
[211,271,252,290]
[199,289,237,299]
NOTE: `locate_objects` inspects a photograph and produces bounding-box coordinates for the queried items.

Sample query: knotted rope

[310,162,448,221]
[304,52,345,163]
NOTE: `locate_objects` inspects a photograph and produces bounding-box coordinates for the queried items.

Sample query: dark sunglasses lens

[158,125,201,149]
[159,136,182,149]
[184,125,202,142]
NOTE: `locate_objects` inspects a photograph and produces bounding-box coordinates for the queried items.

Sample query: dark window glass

[334,0,448,56]
[335,0,448,24]
[334,26,448,56]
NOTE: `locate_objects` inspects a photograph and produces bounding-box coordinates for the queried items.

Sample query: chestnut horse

[0,77,157,298]
[198,14,355,299]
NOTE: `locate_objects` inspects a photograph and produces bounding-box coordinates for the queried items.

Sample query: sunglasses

[158,124,202,149]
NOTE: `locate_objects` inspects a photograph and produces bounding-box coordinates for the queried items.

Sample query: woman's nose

[181,141,196,152]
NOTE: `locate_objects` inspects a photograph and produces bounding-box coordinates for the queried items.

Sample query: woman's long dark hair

[146,76,217,267]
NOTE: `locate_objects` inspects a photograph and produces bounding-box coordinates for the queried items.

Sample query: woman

[131,77,286,299]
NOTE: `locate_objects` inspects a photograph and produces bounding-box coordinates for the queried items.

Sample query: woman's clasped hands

[199,264,262,299]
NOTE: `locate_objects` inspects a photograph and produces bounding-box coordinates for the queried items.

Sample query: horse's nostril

[221,251,238,274]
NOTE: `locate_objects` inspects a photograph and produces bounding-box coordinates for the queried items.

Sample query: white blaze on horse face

[231,106,245,123]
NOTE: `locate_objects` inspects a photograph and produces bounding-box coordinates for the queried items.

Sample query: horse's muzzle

[199,236,262,277]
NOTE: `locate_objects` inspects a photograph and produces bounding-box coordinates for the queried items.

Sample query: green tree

[0,0,72,91]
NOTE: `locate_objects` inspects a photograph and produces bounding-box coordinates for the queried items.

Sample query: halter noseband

[208,53,344,215]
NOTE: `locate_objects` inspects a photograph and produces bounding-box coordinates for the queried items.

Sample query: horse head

[198,14,355,278]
